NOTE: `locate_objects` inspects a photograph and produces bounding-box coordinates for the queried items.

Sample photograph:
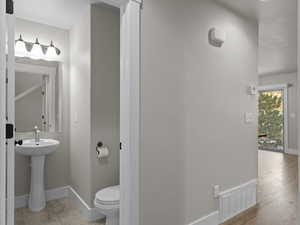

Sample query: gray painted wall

[90,4,120,201]
[70,5,92,205]
[70,4,120,206]
[259,72,298,150]
[15,18,70,196]
[141,0,258,224]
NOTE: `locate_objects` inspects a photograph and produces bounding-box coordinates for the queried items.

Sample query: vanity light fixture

[45,41,58,61]
[15,35,61,61]
[30,38,44,60]
[15,35,27,57]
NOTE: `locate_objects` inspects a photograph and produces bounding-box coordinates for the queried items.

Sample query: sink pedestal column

[29,155,46,212]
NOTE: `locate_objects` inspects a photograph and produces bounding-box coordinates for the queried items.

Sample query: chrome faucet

[33,126,40,144]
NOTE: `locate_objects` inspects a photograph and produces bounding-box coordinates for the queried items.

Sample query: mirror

[15,57,62,133]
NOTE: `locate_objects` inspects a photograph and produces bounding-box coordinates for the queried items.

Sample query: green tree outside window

[258,91,284,151]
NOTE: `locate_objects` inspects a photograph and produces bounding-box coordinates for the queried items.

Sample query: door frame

[6,12,15,225]
[0,1,7,225]
[258,84,289,153]
[90,1,142,225]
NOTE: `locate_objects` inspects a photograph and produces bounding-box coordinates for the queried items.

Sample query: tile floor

[15,198,105,225]
[222,150,298,225]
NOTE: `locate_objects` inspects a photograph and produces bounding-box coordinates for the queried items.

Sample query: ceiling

[15,0,298,75]
[259,0,297,75]
[14,0,123,30]
[217,0,259,20]
[218,0,297,75]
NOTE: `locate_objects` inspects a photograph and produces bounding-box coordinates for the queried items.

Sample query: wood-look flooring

[15,198,105,225]
[222,150,298,225]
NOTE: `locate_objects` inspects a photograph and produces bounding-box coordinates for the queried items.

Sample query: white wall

[15,18,70,196]
[69,4,92,205]
[259,72,298,151]
[141,0,258,224]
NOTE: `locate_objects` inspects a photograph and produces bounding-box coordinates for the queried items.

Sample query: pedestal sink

[16,139,60,212]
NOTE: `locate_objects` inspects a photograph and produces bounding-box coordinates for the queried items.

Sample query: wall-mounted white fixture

[15,35,61,61]
[209,28,226,47]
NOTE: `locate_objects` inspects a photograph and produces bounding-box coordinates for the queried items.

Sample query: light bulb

[45,41,58,60]
[30,38,44,60]
[15,35,27,57]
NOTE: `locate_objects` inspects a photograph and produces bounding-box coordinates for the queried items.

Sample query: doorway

[258,85,288,153]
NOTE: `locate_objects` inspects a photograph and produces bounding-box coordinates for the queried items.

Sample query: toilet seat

[94,185,120,225]
[95,185,120,206]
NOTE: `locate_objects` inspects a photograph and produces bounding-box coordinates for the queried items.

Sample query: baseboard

[219,179,257,223]
[286,149,298,155]
[68,186,104,222]
[15,186,69,209]
[187,211,219,225]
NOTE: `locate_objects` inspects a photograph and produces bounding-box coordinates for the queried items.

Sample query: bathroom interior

[13,1,120,225]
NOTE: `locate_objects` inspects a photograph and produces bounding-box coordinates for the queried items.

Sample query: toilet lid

[95,185,120,205]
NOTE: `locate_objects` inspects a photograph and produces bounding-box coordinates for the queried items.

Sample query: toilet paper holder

[97,142,104,148]
[96,142,110,158]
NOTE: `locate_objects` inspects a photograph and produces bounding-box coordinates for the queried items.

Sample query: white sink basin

[15,138,60,212]
[16,139,60,156]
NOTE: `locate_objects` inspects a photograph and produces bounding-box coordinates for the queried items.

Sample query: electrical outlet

[213,185,220,198]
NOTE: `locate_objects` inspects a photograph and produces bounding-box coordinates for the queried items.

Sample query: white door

[0,1,15,225]
[6,6,15,225]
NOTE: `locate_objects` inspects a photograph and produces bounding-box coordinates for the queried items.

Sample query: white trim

[90,0,123,7]
[258,84,289,153]
[286,149,298,155]
[298,0,300,194]
[258,84,288,91]
[259,69,298,77]
[15,186,69,209]
[120,1,141,225]
[187,211,219,225]
[219,179,257,223]
[6,13,15,225]
[0,1,6,224]
[68,186,104,222]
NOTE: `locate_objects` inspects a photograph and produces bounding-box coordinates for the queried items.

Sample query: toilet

[94,185,120,225]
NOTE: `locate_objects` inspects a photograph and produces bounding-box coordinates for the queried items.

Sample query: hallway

[223,151,298,225]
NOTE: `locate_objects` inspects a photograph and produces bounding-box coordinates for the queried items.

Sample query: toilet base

[105,212,119,225]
